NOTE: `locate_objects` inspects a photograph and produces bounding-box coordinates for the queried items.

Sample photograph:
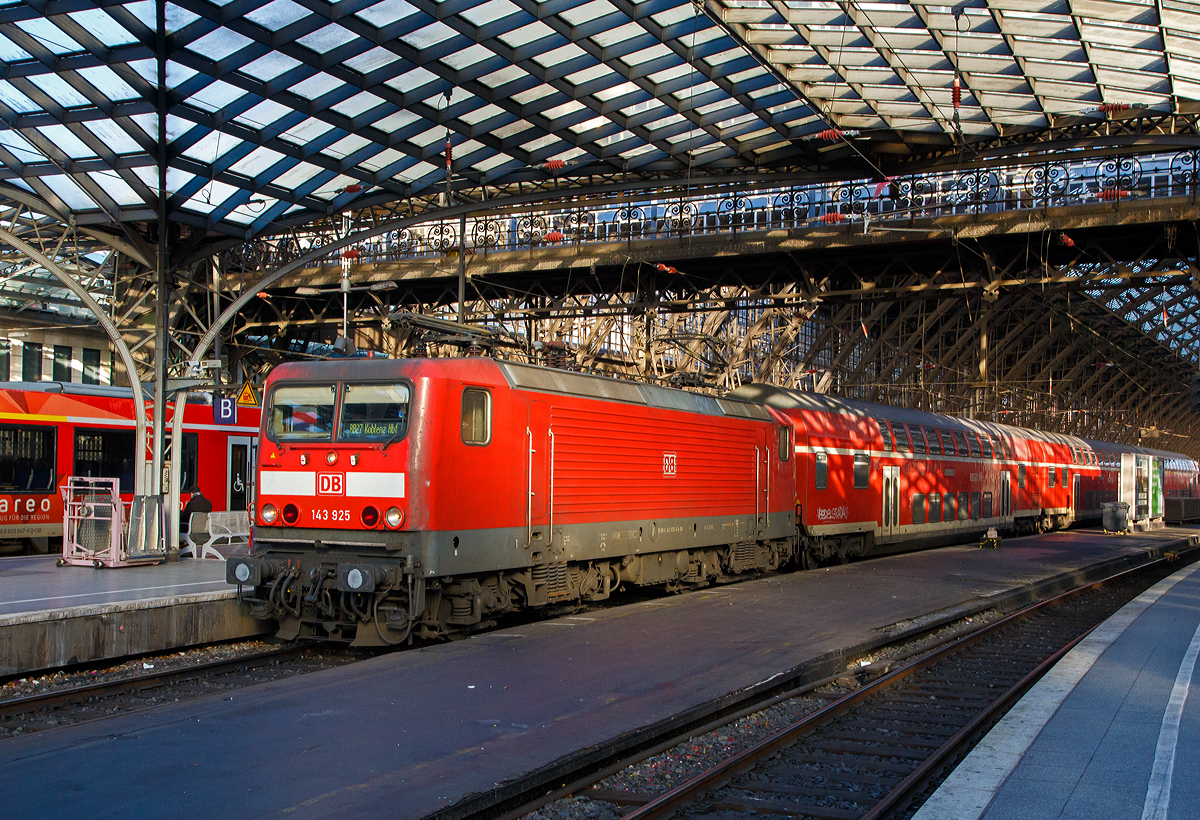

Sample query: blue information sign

[214,396,237,425]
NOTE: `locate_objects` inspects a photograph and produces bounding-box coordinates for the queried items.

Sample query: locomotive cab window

[815,452,828,489]
[270,385,336,441]
[461,388,491,445]
[779,426,790,461]
[340,383,411,443]
[853,453,869,489]
[0,424,56,492]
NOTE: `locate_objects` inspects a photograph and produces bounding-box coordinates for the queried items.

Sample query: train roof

[0,381,218,404]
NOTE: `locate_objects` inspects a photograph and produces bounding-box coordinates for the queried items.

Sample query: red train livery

[230,358,1198,645]
[0,382,260,554]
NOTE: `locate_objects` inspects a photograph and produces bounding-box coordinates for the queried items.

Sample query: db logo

[662,452,677,477]
[317,473,344,495]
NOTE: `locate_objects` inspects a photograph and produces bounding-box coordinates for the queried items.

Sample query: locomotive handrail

[755,446,761,528]
[526,426,533,548]
[548,428,555,547]
[765,444,770,528]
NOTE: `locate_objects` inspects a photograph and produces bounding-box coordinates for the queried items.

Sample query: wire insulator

[1059,233,1075,248]
[1099,103,1131,114]
[952,76,962,110]
[818,212,846,224]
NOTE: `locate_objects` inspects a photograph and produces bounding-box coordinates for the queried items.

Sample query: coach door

[882,465,900,541]
[756,429,769,532]
[1072,473,1080,519]
[228,436,254,513]
[527,401,551,545]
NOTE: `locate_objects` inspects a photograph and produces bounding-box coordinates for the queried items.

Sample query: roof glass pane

[375,109,421,132]
[560,0,617,26]
[240,51,303,82]
[83,119,144,155]
[323,133,372,159]
[14,20,82,55]
[532,43,587,69]
[460,103,507,125]
[0,130,40,161]
[0,33,30,62]
[331,91,386,118]
[38,125,97,159]
[592,22,642,48]
[498,21,556,49]
[345,46,403,74]
[356,0,420,28]
[443,44,493,70]
[186,80,247,113]
[86,171,141,206]
[385,67,439,94]
[479,65,528,88]
[595,80,641,101]
[290,72,346,100]
[0,81,38,113]
[297,24,357,55]
[76,66,140,101]
[41,175,96,210]
[68,9,137,46]
[245,0,310,30]
[512,84,556,105]
[235,99,293,130]
[228,146,287,178]
[27,74,92,108]
[186,27,253,62]
[281,117,335,144]
[400,22,456,49]
[272,161,324,190]
[462,0,522,26]
[181,131,243,163]
[360,147,407,172]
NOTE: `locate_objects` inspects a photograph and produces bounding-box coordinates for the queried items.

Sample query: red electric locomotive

[231,357,797,644]
[0,381,260,554]
[231,358,1199,643]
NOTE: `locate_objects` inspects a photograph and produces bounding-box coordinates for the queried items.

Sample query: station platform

[0,527,1195,820]
[0,553,270,676]
[914,547,1200,820]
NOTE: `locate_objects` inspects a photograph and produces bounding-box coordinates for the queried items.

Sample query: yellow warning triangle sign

[236,380,260,407]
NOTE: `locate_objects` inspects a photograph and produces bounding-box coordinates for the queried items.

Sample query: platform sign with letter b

[214,396,237,425]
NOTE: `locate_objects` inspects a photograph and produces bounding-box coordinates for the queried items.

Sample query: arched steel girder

[0,228,149,496]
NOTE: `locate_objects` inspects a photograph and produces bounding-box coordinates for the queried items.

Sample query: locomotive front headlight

[260,503,278,525]
[325,450,338,465]
[384,506,405,529]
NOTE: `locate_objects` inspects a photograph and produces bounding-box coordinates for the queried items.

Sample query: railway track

[0,643,356,737]
[447,548,1199,820]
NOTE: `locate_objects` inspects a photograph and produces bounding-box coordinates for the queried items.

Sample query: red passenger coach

[0,382,260,554]
[235,358,798,644]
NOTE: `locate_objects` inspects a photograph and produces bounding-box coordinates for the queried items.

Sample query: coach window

[924,426,940,455]
[779,426,791,461]
[339,383,411,443]
[74,428,134,493]
[270,385,336,441]
[982,492,993,518]
[958,491,970,520]
[937,429,952,455]
[853,453,870,489]
[980,433,993,459]
[912,494,926,525]
[893,422,910,452]
[1002,436,1012,460]
[944,492,956,521]
[1048,466,1056,487]
[461,388,491,445]
[815,452,828,489]
[1018,464,1026,488]
[876,419,893,451]
[929,493,942,522]
[910,424,926,455]
[970,492,981,519]
[1061,466,1068,486]
[0,425,55,492]
[951,431,968,457]
[968,433,981,459]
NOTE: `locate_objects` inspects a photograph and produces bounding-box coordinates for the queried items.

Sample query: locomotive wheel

[799,550,813,571]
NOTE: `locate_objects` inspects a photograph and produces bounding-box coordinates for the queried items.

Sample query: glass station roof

[0,0,1196,240]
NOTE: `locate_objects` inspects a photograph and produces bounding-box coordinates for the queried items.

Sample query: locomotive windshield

[270,385,336,440]
[338,383,410,442]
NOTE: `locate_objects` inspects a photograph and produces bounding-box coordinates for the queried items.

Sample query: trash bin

[1102,501,1129,533]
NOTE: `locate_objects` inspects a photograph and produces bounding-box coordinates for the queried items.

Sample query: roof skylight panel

[13,19,82,55]
[0,32,31,63]
[511,83,557,105]
[36,125,97,159]
[185,80,249,114]
[40,175,98,211]
[344,45,404,75]
[520,132,565,154]
[594,80,642,100]
[468,151,514,173]
[322,133,373,161]
[67,9,138,46]
[182,179,242,214]
[1078,19,1162,51]
[234,99,294,131]
[76,66,140,102]
[186,27,255,62]
[497,20,556,49]
[244,0,311,31]
[591,22,643,49]
[331,91,386,118]
[569,114,612,134]
[566,63,618,88]
[290,72,347,100]
[542,99,587,120]
[0,130,43,163]
[560,0,619,27]
[355,0,421,28]
[227,146,288,179]
[181,129,244,163]
[385,66,441,96]
[400,22,457,49]
[280,117,336,144]
[233,50,300,83]
[86,171,140,207]
[27,74,94,109]
[0,80,39,113]
[461,0,523,27]
[1093,67,1171,94]
[651,3,705,28]
[374,109,420,133]
[596,128,634,147]
[619,42,674,67]
[359,147,407,172]
[479,64,529,88]
[272,160,323,190]
[83,119,145,155]
[297,24,358,55]
[442,44,494,71]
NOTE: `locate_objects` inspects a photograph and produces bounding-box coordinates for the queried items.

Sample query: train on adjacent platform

[0,381,260,554]
[228,357,1200,645]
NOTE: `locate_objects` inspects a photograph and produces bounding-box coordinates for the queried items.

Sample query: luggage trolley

[58,477,164,568]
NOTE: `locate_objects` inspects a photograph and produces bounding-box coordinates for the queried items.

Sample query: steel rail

[619,549,1197,820]
[0,645,308,719]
